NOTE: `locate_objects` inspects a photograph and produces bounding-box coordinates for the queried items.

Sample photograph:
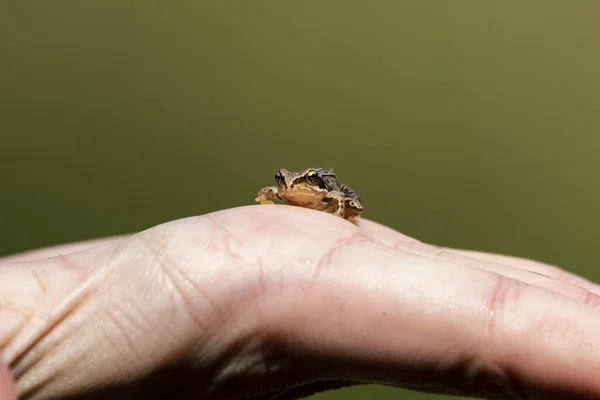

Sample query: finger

[354,219,420,246]
[447,248,600,295]
[393,241,600,304]
[262,240,600,399]
[356,219,600,302]
[0,235,128,263]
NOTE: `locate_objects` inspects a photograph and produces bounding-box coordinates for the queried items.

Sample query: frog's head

[275,168,333,204]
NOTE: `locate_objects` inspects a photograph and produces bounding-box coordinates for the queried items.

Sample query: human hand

[1,206,600,399]
[0,363,14,400]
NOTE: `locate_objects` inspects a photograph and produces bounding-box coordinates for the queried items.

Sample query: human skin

[1,205,600,399]
[0,363,14,400]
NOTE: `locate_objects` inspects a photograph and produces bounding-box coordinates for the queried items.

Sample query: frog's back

[313,168,340,190]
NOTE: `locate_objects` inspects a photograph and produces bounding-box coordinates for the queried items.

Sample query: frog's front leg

[255,186,279,204]
[324,190,346,218]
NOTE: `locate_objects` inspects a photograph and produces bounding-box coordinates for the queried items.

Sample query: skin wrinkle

[448,249,600,295]
[0,299,27,350]
[30,271,47,295]
[551,268,600,295]
[184,227,243,268]
[104,310,139,358]
[584,291,600,307]
[0,298,30,347]
[278,260,285,298]
[6,238,136,397]
[192,220,368,398]
[460,356,526,400]
[230,209,331,297]
[284,234,600,394]
[256,256,266,295]
[394,241,600,309]
[354,218,421,246]
[140,228,234,337]
[18,358,61,400]
[178,231,262,334]
[312,233,371,287]
[52,254,82,272]
[173,335,275,400]
[16,309,92,400]
[14,223,257,399]
[151,248,213,334]
[417,244,446,260]
[101,322,123,358]
[529,314,598,357]
[430,244,599,299]
[228,341,336,400]
[196,213,282,300]
[500,318,600,398]
[2,252,93,354]
[141,230,219,330]
[487,275,527,338]
[119,296,153,338]
[138,218,281,397]
[205,215,245,262]
[230,341,284,397]
[130,236,184,345]
[191,314,278,398]
[5,257,97,366]
[0,238,123,264]
[11,317,76,393]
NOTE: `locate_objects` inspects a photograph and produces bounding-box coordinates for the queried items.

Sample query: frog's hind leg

[324,190,346,218]
[255,186,279,204]
[340,184,361,201]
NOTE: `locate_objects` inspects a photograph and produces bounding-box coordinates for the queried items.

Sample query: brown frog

[255,168,364,220]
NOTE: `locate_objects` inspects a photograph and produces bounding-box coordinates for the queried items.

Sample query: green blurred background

[2,2,600,399]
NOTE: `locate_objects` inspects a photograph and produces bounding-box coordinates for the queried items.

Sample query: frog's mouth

[278,186,327,204]
[282,182,325,194]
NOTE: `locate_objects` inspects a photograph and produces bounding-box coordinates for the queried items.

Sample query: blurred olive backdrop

[2,2,600,399]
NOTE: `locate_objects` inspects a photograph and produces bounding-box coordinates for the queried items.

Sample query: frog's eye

[275,171,285,184]
[306,170,319,184]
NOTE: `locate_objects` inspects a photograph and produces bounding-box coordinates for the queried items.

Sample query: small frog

[255,168,364,220]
